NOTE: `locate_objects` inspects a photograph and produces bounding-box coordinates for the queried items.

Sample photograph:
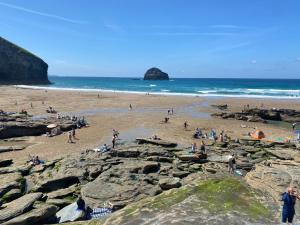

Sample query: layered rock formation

[0,37,49,84]
[2,138,297,224]
[144,67,169,80]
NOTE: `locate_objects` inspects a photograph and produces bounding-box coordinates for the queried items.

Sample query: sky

[0,0,300,78]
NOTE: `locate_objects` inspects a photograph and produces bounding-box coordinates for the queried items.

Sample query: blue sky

[0,0,300,78]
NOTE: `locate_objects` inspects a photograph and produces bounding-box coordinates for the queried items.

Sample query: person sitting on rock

[281,187,300,224]
[100,144,110,153]
[152,134,160,140]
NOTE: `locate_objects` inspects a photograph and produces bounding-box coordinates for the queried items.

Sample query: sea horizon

[16,76,300,99]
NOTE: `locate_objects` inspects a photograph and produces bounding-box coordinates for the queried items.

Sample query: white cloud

[0,1,87,24]
[145,32,235,36]
[251,60,257,64]
[104,23,126,34]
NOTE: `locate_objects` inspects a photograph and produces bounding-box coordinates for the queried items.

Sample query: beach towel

[87,208,112,219]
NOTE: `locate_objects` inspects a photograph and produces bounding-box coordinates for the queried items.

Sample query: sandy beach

[1,85,299,162]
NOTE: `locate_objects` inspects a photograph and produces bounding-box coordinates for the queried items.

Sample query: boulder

[35,176,79,192]
[144,67,169,80]
[1,188,22,203]
[0,192,43,223]
[46,198,73,209]
[2,203,58,225]
[141,162,160,174]
[178,154,207,162]
[0,172,23,197]
[172,170,190,178]
[159,177,181,190]
[47,185,77,199]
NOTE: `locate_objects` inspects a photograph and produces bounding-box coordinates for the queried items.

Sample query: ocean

[19,76,300,99]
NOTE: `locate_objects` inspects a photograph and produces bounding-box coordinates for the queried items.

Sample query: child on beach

[67,131,73,143]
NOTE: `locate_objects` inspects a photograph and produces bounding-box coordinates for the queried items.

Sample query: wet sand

[0,86,299,162]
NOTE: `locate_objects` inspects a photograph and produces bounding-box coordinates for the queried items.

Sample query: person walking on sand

[129,104,132,110]
[67,131,73,143]
[282,187,300,224]
[72,127,78,140]
[171,108,174,115]
[184,121,188,130]
[112,136,116,148]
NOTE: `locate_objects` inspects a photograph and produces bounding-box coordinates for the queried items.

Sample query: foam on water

[15,77,300,99]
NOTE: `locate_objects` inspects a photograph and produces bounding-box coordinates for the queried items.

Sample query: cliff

[0,37,49,85]
[144,67,169,80]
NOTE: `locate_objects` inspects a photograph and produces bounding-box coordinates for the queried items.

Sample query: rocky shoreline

[212,106,300,124]
[1,137,300,224]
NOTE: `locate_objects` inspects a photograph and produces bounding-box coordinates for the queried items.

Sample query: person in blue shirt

[282,187,300,224]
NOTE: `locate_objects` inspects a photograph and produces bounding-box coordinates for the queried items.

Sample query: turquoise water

[20,76,300,98]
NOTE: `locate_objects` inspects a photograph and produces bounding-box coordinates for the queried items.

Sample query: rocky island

[144,67,169,80]
[0,37,49,85]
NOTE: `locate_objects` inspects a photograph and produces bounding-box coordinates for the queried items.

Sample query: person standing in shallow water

[282,187,300,224]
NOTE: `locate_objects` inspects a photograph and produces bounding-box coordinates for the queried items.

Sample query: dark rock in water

[136,138,177,147]
[144,67,169,80]
[0,37,49,85]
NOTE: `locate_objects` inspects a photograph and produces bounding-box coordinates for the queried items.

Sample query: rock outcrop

[0,37,49,84]
[212,107,300,124]
[1,139,300,224]
[144,67,169,80]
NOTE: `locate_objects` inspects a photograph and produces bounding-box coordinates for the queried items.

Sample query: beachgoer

[113,129,119,138]
[67,131,73,143]
[30,102,33,108]
[184,121,188,130]
[190,142,197,153]
[219,134,224,142]
[99,144,110,153]
[228,154,236,174]
[152,134,159,140]
[167,109,170,115]
[72,128,77,139]
[171,108,174,115]
[76,196,86,211]
[97,93,100,98]
[112,136,116,148]
[164,117,169,123]
[281,187,300,224]
[86,201,114,220]
[200,141,206,154]
[129,104,132,110]
[292,123,297,130]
